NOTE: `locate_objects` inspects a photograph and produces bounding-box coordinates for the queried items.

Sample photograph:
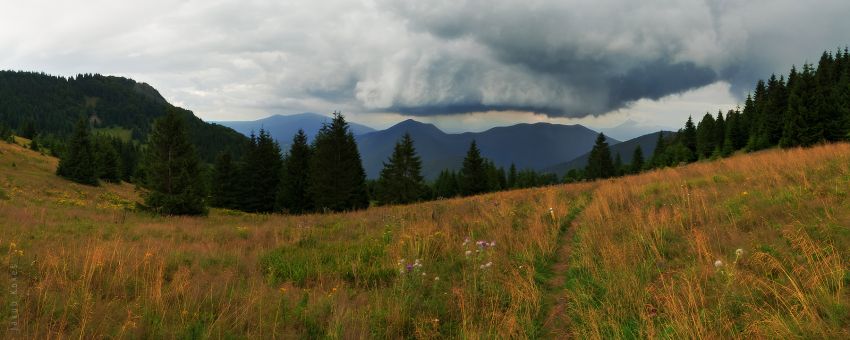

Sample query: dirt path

[536,193,590,339]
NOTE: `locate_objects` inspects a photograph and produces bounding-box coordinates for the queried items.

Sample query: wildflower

[434,276,439,281]
[406,264,414,272]
[518,265,523,269]
[741,191,748,196]
[9,242,15,249]
[17,250,23,256]
[465,250,472,256]
[489,241,496,248]
[279,287,287,293]
[421,272,426,276]
[714,260,724,268]
[462,237,470,246]
[735,248,744,257]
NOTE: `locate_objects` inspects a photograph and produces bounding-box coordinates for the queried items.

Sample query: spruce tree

[713,110,726,155]
[459,140,489,196]
[649,131,668,168]
[433,170,459,198]
[630,145,644,173]
[375,133,426,205]
[613,152,623,176]
[508,163,518,189]
[682,116,697,158]
[142,108,206,215]
[94,138,122,183]
[585,133,614,179]
[211,152,239,209]
[240,129,282,213]
[308,112,369,212]
[696,113,716,159]
[277,129,312,213]
[56,118,98,186]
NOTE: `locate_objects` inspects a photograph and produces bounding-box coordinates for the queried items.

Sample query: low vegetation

[2,131,849,338]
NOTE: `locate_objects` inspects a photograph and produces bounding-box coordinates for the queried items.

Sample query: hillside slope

[0,71,248,162]
[1,139,848,338]
[544,131,673,175]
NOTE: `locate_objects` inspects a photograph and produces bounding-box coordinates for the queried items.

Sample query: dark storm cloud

[2,0,849,120]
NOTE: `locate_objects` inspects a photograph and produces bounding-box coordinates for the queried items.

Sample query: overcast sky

[2,0,848,135]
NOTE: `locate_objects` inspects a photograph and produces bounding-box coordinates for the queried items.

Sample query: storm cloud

[1,0,849,120]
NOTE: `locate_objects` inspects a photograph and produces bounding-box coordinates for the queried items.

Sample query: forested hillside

[0,71,247,162]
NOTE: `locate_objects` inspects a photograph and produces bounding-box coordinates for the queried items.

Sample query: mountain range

[219,114,632,179]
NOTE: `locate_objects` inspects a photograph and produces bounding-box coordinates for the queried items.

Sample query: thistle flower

[714,260,724,268]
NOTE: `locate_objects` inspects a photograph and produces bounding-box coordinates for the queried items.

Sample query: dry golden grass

[0,140,593,338]
[563,144,850,338]
[2,139,849,338]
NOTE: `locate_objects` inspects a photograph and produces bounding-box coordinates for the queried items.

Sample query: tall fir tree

[211,152,240,209]
[277,129,312,214]
[507,163,518,189]
[308,112,369,212]
[56,118,98,186]
[142,108,206,215]
[375,133,426,205]
[239,129,282,213]
[585,133,614,179]
[630,145,644,173]
[696,113,716,159]
[459,140,489,196]
[682,116,697,158]
[713,110,726,155]
[94,137,122,183]
[649,131,668,168]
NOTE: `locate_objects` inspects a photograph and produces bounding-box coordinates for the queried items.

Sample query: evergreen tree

[649,131,668,168]
[308,112,369,212]
[459,140,489,196]
[433,170,459,198]
[56,118,98,186]
[94,137,121,183]
[696,113,716,159]
[277,129,312,213]
[613,152,623,176]
[722,109,741,156]
[19,120,36,140]
[713,110,726,155]
[682,116,697,157]
[508,163,518,189]
[375,133,426,205]
[29,136,39,151]
[585,133,614,179]
[630,145,644,173]
[211,152,240,209]
[239,129,283,213]
[142,109,206,215]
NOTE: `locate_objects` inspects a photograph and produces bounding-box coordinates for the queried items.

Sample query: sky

[2,0,849,137]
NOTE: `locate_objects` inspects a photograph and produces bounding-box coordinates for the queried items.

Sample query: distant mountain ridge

[356,119,619,179]
[543,131,675,175]
[216,113,375,147]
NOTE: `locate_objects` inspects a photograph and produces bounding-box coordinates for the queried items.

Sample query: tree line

[580,48,850,181]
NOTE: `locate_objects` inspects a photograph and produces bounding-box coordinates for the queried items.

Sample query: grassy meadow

[1,139,849,338]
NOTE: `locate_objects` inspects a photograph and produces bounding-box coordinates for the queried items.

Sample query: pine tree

[433,170,459,198]
[459,140,489,196]
[713,110,726,155]
[277,129,312,213]
[56,118,98,186]
[585,133,614,179]
[29,136,39,151]
[722,109,740,156]
[239,129,282,213]
[375,133,426,205]
[682,116,697,158]
[649,131,668,168]
[507,163,518,188]
[630,145,644,173]
[211,152,239,209]
[142,108,206,215]
[308,112,369,212]
[613,152,623,176]
[94,137,122,183]
[696,113,716,159]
